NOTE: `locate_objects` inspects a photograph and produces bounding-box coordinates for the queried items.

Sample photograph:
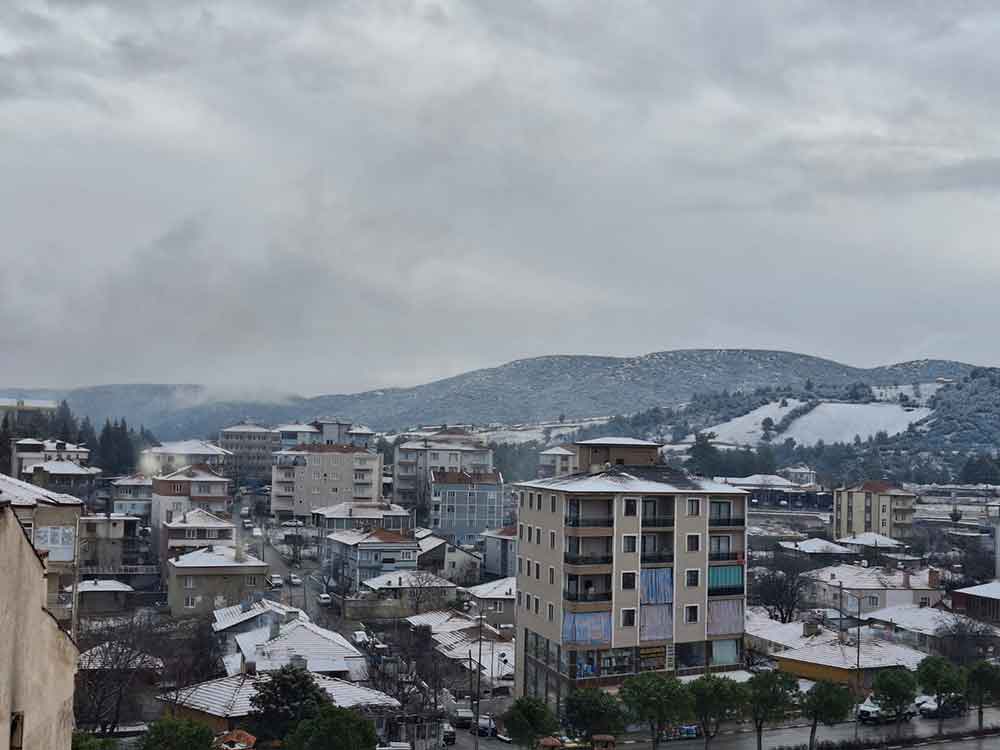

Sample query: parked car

[441,723,456,745]
[268,574,284,589]
[471,717,496,737]
[661,724,702,741]
[450,709,474,729]
[243,519,253,529]
[857,698,919,724]
[288,573,302,586]
[919,697,967,719]
[316,593,332,606]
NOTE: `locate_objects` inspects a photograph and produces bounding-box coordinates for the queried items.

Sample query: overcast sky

[4,1,1000,395]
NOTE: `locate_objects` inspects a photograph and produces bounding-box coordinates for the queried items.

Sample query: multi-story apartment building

[21,460,101,504]
[512,438,747,712]
[537,446,579,478]
[166,546,268,617]
[155,465,231,515]
[140,440,232,476]
[481,526,518,580]
[111,474,153,519]
[78,513,154,575]
[270,444,383,521]
[10,438,90,476]
[323,528,420,591]
[429,469,504,544]
[219,423,280,483]
[833,481,916,539]
[274,418,355,452]
[0,397,57,425]
[393,431,493,512]
[311,500,412,533]
[160,508,236,562]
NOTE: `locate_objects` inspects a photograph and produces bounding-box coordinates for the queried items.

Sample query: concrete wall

[0,506,78,750]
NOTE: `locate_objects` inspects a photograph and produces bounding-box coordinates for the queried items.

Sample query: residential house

[78,513,154,576]
[804,564,944,615]
[155,465,231,515]
[513,437,748,711]
[0,397,57,425]
[22,460,101,504]
[140,440,232,476]
[166,546,268,617]
[227,619,368,681]
[0,500,79,750]
[464,577,517,628]
[833,481,916,539]
[10,438,90,477]
[270,444,383,521]
[429,469,504,545]
[864,603,1000,659]
[363,570,458,614]
[951,581,1000,624]
[274,419,360,450]
[835,532,906,556]
[744,608,837,655]
[347,425,376,448]
[219,423,280,484]
[717,474,830,509]
[393,430,493,511]
[537,446,578,479]
[481,526,517,580]
[415,529,482,585]
[212,598,309,655]
[111,474,153,520]
[161,508,236,562]
[777,538,855,566]
[0,471,84,620]
[781,465,818,485]
[65,579,134,614]
[324,528,420,592]
[775,638,926,690]
[311,500,411,533]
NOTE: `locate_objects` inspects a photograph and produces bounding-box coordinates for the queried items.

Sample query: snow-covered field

[695,399,804,446]
[476,417,611,444]
[782,402,931,446]
[869,382,940,407]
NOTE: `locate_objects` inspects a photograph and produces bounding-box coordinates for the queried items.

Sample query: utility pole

[473,612,484,750]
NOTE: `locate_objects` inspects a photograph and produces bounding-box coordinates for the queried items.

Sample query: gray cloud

[3,0,1000,395]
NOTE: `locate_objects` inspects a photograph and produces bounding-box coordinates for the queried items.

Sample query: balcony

[563,590,612,602]
[708,551,740,562]
[564,553,613,566]
[708,585,744,597]
[564,516,614,528]
[708,517,745,528]
[642,516,674,528]
[640,551,674,564]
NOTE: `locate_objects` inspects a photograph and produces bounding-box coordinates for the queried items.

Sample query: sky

[4,1,1000,396]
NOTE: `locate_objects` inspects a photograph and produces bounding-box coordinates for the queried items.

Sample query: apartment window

[206,529,218,539]
[685,605,699,624]
[246,575,257,586]
[518,557,523,574]
[687,498,700,516]
[710,535,731,554]
[534,597,540,615]
[622,572,636,590]
[685,569,700,587]
[9,711,23,750]
[185,528,197,539]
[621,608,636,627]
[709,500,732,520]
[550,530,556,549]
[497,601,505,613]
[919,596,930,607]
[520,493,524,508]
[686,534,700,553]
[865,595,879,607]
[184,595,196,609]
[517,592,522,608]
[550,495,557,513]
[623,535,637,553]
[519,524,524,540]
[549,567,555,585]
[624,498,637,516]
[536,527,542,545]
[535,562,541,580]
[529,493,534,509]
[548,603,554,621]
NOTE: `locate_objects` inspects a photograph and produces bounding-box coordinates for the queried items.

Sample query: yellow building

[775,637,925,692]
[833,481,915,539]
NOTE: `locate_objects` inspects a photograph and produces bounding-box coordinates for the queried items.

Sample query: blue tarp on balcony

[640,568,673,604]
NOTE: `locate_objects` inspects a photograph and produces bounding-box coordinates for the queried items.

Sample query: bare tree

[753,560,811,623]
[938,615,1000,667]
[406,569,449,615]
[156,615,224,713]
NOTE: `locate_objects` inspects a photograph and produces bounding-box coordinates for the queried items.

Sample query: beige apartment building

[513,438,747,712]
[271,444,383,521]
[833,481,916,539]
[166,546,268,617]
[219,423,280,483]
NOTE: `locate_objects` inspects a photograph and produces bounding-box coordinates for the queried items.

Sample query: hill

[0,350,976,439]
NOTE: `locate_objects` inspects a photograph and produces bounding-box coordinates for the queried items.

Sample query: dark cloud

[3,0,1000,394]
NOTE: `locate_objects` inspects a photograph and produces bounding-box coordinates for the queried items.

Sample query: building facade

[161,508,236,562]
[139,440,232,476]
[481,527,518,580]
[78,514,154,576]
[833,481,916,539]
[805,564,944,615]
[271,444,383,521]
[429,470,503,545]
[393,432,493,512]
[154,465,231,516]
[166,546,268,617]
[10,438,90,477]
[513,440,747,713]
[311,501,412,532]
[111,474,153,520]
[0,397,57,425]
[219,423,280,484]
[537,446,579,479]
[323,528,420,592]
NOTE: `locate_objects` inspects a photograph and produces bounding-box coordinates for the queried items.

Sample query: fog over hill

[0,350,975,440]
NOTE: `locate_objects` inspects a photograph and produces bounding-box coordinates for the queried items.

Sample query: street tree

[620,672,692,750]
[754,560,812,623]
[917,655,964,735]
[563,687,625,740]
[872,668,918,738]
[688,675,747,750]
[137,718,213,750]
[502,697,560,750]
[406,568,450,614]
[800,681,854,750]
[965,660,1000,730]
[284,704,378,750]
[249,665,329,742]
[745,671,799,750]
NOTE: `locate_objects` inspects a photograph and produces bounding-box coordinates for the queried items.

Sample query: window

[548,603,554,621]
[549,567,555,585]
[519,524,524,540]
[709,500,732,520]
[535,562,541,580]
[865,595,879,607]
[536,527,542,545]
[623,535,637,553]
[622,572,636,590]
[517,592,522,608]
[184,576,194,589]
[621,608,636,627]
[529,493,534,509]
[709,535,731,554]
[550,530,556,549]
[10,711,23,750]
[497,601,505,613]
[534,597,540,615]
[184,595,196,609]
[685,569,700,587]
[206,529,218,539]
[687,498,700,516]
[550,495,556,513]
[624,497,637,516]
[685,605,699,624]
[246,575,257,586]
[518,557,523,574]
[686,534,701,552]
[520,493,524,508]
[526,527,532,543]
[919,596,930,607]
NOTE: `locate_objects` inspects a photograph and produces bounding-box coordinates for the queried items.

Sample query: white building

[311,501,411,532]
[111,474,154,519]
[10,438,90,477]
[324,528,420,592]
[805,564,944,615]
[271,444,383,521]
[140,440,231,476]
[393,431,493,511]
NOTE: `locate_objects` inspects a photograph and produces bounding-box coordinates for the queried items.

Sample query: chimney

[802,621,820,637]
[928,567,941,589]
[245,660,256,675]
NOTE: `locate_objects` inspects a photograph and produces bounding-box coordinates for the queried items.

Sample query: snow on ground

[870,382,940,407]
[477,417,611,445]
[693,399,804,446]
[782,402,931,446]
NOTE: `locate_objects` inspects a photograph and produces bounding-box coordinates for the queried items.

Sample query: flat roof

[515,465,746,495]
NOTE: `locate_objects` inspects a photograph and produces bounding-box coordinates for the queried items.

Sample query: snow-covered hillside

[782,402,932,445]
[869,382,940,407]
[696,400,804,445]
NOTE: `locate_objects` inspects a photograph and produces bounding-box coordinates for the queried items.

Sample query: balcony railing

[708,585,744,597]
[640,551,674,564]
[563,590,613,602]
[708,551,740,561]
[708,517,745,527]
[642,516,675,527]
[564,553,613,566]
[564,516,614,528]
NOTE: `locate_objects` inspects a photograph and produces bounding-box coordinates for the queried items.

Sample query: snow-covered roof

[158,464,229,482]
[516,465,745,495]
[221,423,274,433]
[165,672,397,718]
[15,439,88,452]
[80,513,140,522]
[364,570,456,591]
[275,423,320,433]
[212,599,309,632]
[312,501,409,519]
[465,577,516,601]
[836,533,904,548]
[398,439,488,452]
[348,425,375,435]
[954,580,1000,601]
[111,474,152,487]
[64,579,134,593]
[481,526,517,541]
[540,446,575,456]
[24,460,100,476]
[168,547,265,569]
[744,610,837,651]
[778,538,853,555]
[145,440,231,457]
[234,620,367,680]
[417,535,447,554]
[717,474,800,488]
[679,669,754,684]
[406,610,484,633]
[0,472,83,507]
[326,528,418,548]
[805,564,939,591]
[866,604,1000,637]
[575,437,661,447]
[164,508,234,529]
[778,638,927,671]
[1,399,57,409]
[433,630,514,684]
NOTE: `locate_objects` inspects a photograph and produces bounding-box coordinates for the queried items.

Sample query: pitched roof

[717,474,800,488]
[363,570,456,591]
[835,532,904,548]
[168,547,266,569]
[574,437,662,447]
[778,538,853,555]
[515,465,745,494]
[465,577,516,600]
[15,439,87,451]
[212,599,309,632]
[744,609,837,650]
[540,446,575,456]
[78,643,163,671]
[164,508,234,529]
[953,580,1000,601]
[312,501,409,519]
[278,444,371,454]
[0,472,83,507]
[845,480,914,496]
[111,474,152,487]
[24,460,101,476]
[234,620,367,680]
[221,423,274,433]
[274,423,320,433]
[481,526,517,540]
[865,604,1000,637]
[146,440,232,457]
[158,464,229,482]
[406,610,484,633]
[805,564,939,591]
[326,528,418,547]
[777,638,926,671]
[64,579,134,593]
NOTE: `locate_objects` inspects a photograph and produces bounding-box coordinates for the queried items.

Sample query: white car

[289,573,302,586]
[268,574,284,588]
[316,593,332,606]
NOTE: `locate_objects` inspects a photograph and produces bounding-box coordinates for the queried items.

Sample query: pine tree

[52,400,78,442]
